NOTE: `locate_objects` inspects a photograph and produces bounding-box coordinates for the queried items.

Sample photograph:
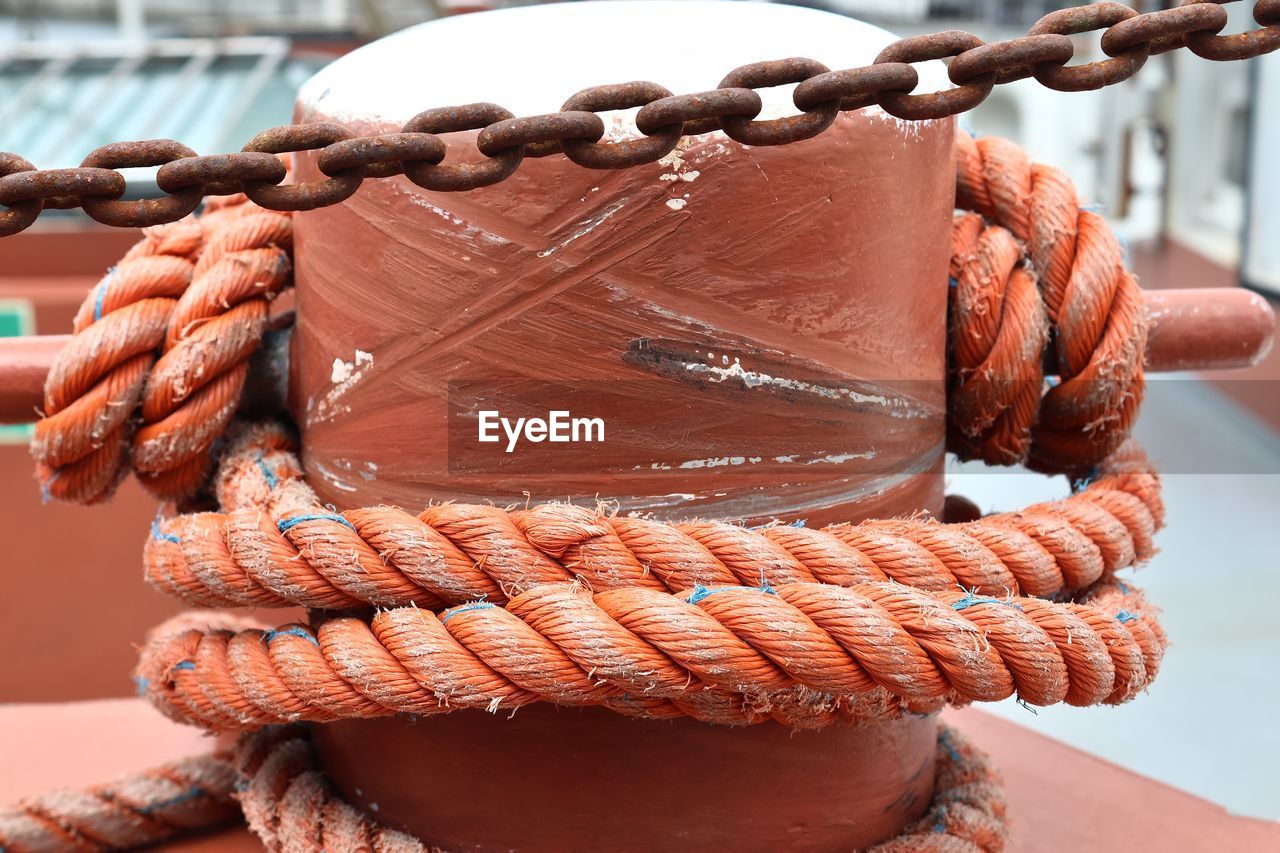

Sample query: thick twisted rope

[134,426,1167,733]
[133,198,292,498]
[867,726,1008,853]
[0,751,237,852]
[232,728,430,853]
[950,134,1146,472]
[31,193,292,504]
[31,219,202,504]
[134,568,1163,732]
[225,724,1007,853]
[144,421,1163,612]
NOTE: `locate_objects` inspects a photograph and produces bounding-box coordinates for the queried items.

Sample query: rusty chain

[1,0,1277,237]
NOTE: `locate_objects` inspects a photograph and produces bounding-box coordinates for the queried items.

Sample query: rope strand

[134,574,1162,732]
[32,191,292,504]
[0,752,237,852]
[950,134,1146,472]
[144,422,1163,611]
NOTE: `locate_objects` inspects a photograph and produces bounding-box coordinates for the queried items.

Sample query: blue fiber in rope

[133,675,149,697]
[1116,610,1139,624]
[139,786,206,814]
[173,661,195,671]
[255,451,278,490]
[687,584,717,604]
[1072,466,1102,492]
[789,518,806,528]
[938,727,961,763]
[92,268,115,323]
[1115,579,1131,594]
[39,471,59,505]
[277,512,355,533]
[933,804,949,833]
[688,580,776,605]
[951,590,1004,611]
[264,626,320,646]
[441,601,496,624]
[151,515,181,544]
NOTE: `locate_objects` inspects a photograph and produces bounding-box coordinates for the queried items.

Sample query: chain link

[1,0,1277,237]
[717,58,840,146]
[78,140,203,226]
[401,103,524,190]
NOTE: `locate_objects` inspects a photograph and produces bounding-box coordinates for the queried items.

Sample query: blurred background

[1,0,1277,826]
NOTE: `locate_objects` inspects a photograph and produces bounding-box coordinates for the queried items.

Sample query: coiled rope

[7,132,1159,852]
[148,422,1162,610]
[133,420,1164,732]
[949,134,1145,471]
[32,194,292,504]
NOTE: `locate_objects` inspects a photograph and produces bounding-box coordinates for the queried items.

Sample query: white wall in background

[1244,51,1280,294]
[1165,3,1253,267]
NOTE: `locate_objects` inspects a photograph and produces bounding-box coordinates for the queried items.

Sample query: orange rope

[144,423,1162,612]
[32,220,202,503]
[32,193,291,504]
[0,751,237,850]
[134,566,1161,730]
[951,134,1146,472]
[135,428,1166,731]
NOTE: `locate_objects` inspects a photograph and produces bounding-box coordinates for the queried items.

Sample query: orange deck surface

[1,701,1276,852]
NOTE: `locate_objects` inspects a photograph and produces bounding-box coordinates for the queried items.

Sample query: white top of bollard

[299,0,949,126]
